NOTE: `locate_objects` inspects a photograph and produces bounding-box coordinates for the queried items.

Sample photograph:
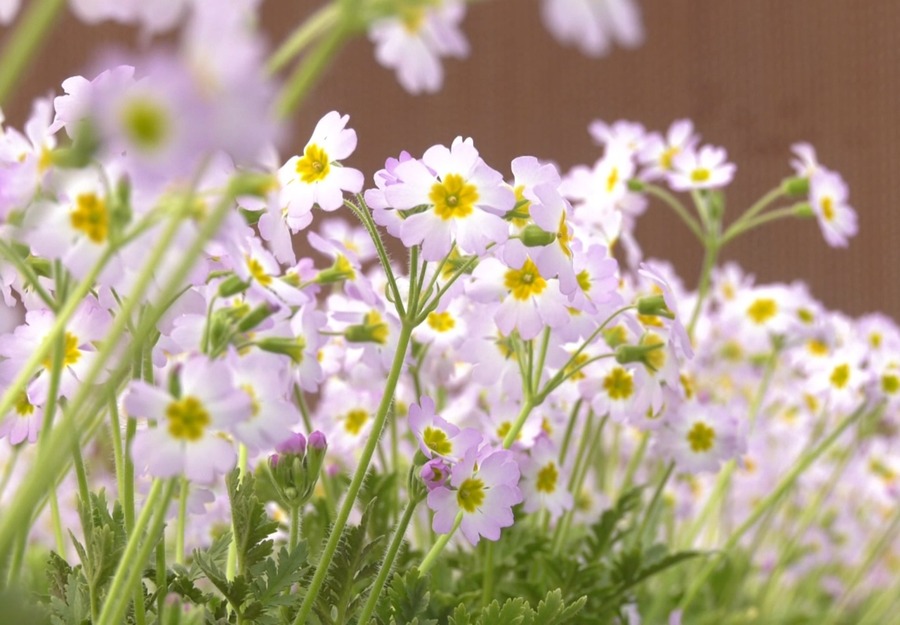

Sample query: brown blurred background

[5,1,898,318]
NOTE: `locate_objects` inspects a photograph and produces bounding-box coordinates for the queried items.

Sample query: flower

[654,402,745,473]
[368,0,469,94]
[124,355,252,483]
[541,0,644,58]
[278,111,364,221]
[668,145,735,191]
[808,169,858,248]
[383,137,515,260]
[409,395,481,461]
[427,445,523,544]
[520,435,573,520]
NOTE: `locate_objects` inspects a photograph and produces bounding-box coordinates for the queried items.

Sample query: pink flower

[409,395,481,461]
[427,445,522,545]
[809,169,857,248]
[668,145,735,191]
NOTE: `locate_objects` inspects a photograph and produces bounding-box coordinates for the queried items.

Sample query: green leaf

[526,589,587,625]
[448,603,472,625]
[384,568,432,624]
[253,540,310,606]
[226,469,279,576]
[46,552,73,600]
[479,597,528,625]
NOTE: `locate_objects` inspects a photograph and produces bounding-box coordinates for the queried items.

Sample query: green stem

[357,496,421,624]
[266,2,342,74]
[636,461,674,546]
[346,198,405,318]
[289,505,301,551]
[292,322,415,625]
[678,402,869,611]
[482,540,495,607]
[0,241,56,310]
[686,238,718,339]
[156,540,167,623]
[502,397,536,448]
[557,399,583,467]
[175,478,189,566]
[49,490,65,554]
[721,204,801,245]
[276,20,349,118]
[96,479,177,625]
[0,0,66,106]
[0,246,114,430]
[620,431,649,494]
[643,184,705,242]
[420,512,462,574]
[108,399,125,509]
[727,186,786,233]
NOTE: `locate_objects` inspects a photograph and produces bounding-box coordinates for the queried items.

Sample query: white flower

[668,145,736,191]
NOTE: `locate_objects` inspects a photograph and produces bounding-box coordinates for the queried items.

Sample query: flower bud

[218,275,250,298]
[315,256,356,284]
[229,172,278,199]
[782,176,810,197]
[255,337,305,363]
[636,295,674,319]
[792,202,814,218]
[627,178,646,192]
[420,458,451,491]
[306,430,328,479]
[615,342,665,371]
[521,224,557,247]
[276,432,307,456]
[236,302,280,332]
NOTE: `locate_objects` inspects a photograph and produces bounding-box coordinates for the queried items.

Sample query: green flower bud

[792,202,814,218]
[627,178,646,192]
[521,224,557,247]
[782,176,810,197]
[236,302,280,332]
[218,275,250,298]
[255,337,306,364]
[636,295,674,319]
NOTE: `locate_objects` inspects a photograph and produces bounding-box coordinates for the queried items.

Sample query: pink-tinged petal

[205,392,253,429]
[182,358,230,399]
[427,487,458,533]
[124,381,172,421]
[459,515,490,545]
[328,127,358,161]
[184,435,236,484]
[455,211,508,256]
[284,182,316,218]
[451,428,483,459]
[422,143,455,178]
[132,428,184,479]
[474,181,516,215]
[409,216,454,261]
[478,451,520,488]
[314,180,345,212]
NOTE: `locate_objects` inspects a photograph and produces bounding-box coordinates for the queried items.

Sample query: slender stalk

[108,399,125,507]
[686,239,718,339]
[0,0,66,105]
[643,184,705,242]
[292,322,415,625]
[49,491,66,554]
[678,403,868,611]
[482,541,495,607]
[156,541,167,623]
[502,397,536,448]
[289,505,301,551]
[266,2,342,74]
[356,497,421,624]
[636,461,674,546]
[175,478,190,565]
[420,512,462,574]
[727,186,786,233]
[721,205,802,245]
[276,21,350,118]
[96,479,177,625]
[557,399,583,466]
[0,241,56,309]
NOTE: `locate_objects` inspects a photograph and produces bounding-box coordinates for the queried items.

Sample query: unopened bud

[218,275,250,298]
[255,337,305,364]
[276,432,307,457]
[615,342,664,370]
[792,202,814,218]
[782,176,810,197]
[236,302,280,332]
[636,295,674,319]
[521,224,557,247]
[229,172,278,199]
[627,179,646,192]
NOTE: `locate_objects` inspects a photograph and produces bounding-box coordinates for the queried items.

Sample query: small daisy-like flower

[409,395,481,461]
[384,137,515,261]
[0,389,43,445]
[278,111,364,222]
[808,169,858,248]
[427,445,523,544]
[541,0,643,58]
[520,435,573,520]
[654,402,745,473]
[124,355,252,484]
[639,119,699,180]
[368,0,469,94]
[668,145,735,191]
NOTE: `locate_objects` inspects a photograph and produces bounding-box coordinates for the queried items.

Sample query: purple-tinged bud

[308,430,327,451]
[268,453,280,469]
[276,432,306,456]
[421,458,451,491]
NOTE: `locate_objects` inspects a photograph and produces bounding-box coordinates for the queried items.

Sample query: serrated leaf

[480,597,527,625]
[448,603,472,625]
[385,568,431,624]
[253,541,310,605]
[527,589,587,625]
[46,552,73,600]
[226,469,279,576]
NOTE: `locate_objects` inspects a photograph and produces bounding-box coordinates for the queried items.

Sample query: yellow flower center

[401,6,425,32]
[576,270,591,292]
[603,367,634,400]
[121,99,170,151]
[43,332,81,369]
[536,462,559,493]
[456,477,486,513]
[504,258,547,300]
[422,426,452,456]
[564,353,589,382]
[510,185,531,228]
[241,384,261,418]
[660,147,678,170]
[15,392,34,417]
[557,214,573,257]
[807,339,829,356]
[640,332,667,371]
[344,408,369,435]
[691,168,711,183]
[246,256,272,286]
[364,310,389,345]
[166,396,211,441]
[882,374,900,395]
[606,167,619,193]
[427,311,456,332]
[296,143,331,183]
[821,196,835,221]
[686,421,716,453]
[830,364,850,389]
[429,173,479,220]
[70,193,109,244]
[746,298,777,324]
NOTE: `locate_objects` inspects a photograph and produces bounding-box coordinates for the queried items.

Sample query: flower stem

[289,504,300,551]
[0,0,66,106]
[357,496,421,624]
[292,321,414,625]
[276,19,350,119]
[420,511,462,574]
[266,2,342,75]
[678,402,869,611]
[635,460,674,546]
[96,479,177,625]
[175,477,190,565]
[643,184,705,242]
